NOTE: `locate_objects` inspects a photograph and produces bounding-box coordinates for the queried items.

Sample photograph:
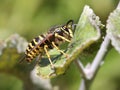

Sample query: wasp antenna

[18,54,26,64]
[73,24,77,29]
[66,20,74,26]
[73,24,77,26]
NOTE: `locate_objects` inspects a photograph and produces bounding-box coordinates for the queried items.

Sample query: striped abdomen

[25,33,57,62]
[25,36,43,62]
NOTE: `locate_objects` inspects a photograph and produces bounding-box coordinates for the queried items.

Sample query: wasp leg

[44,45,55,69]
[55,33,71,43]
[52,42,68,58]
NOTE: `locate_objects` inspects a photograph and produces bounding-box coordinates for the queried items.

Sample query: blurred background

[0,0,120,90]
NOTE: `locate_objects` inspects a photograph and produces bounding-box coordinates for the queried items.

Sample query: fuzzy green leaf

[35,5,101,79]
[0,34,27,69]
[107,3,120,53]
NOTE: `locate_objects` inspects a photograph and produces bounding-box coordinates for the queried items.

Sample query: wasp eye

[55,28,61,33]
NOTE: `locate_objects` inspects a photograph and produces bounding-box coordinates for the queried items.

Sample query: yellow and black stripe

[23,20,74,68]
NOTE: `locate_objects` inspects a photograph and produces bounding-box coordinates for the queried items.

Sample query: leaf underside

[35,5,101,79]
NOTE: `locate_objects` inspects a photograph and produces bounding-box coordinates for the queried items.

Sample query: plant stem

[74,59,86,79]
[75,34,111,90]
[79,79,86,90]
[90,34,110,79]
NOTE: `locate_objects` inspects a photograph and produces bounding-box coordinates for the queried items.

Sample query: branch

[74,59,86,79]
[79,79,86,90]
[89,34,110,79]
[76,34,111,90]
